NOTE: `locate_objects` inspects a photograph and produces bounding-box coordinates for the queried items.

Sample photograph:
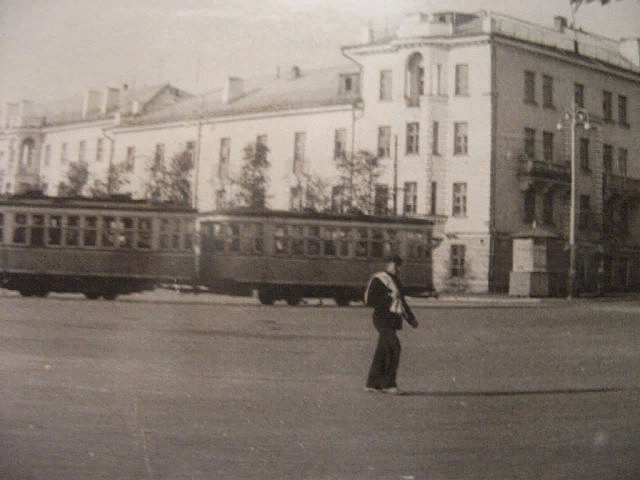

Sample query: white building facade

[1,10,639,295]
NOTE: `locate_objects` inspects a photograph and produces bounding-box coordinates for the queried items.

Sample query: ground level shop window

[450,244,466,277]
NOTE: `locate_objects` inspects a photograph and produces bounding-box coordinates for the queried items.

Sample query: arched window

[20,138,36,167]
[406,52,424,107]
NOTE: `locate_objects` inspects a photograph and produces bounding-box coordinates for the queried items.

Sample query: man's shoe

[364,387,379,393]
[381,387,399,395]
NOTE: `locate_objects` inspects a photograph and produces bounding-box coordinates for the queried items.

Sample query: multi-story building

[1,10,638,294]
[342,10,640,293]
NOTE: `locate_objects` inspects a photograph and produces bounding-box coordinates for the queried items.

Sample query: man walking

[364,255,418,394]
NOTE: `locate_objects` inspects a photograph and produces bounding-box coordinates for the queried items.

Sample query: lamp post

[557,100,592,299]
[350,98,365,209]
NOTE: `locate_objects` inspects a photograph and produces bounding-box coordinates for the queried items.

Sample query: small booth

[509,226,567,297]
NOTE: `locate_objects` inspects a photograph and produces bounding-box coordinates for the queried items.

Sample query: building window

[543,191,554,225]
[339,73,360,95]
[524,70,536,104]
[78,140,86,163]
[455,64,469,96]
[44,144,51,167]
[377,126,391,158]
[334,128,347,159]
[331,185,347,213]
[431,63,443,96]
[374,184,389,215]
[418,66,425,95]
[603,90,613,122]
[543,131,554,162]
[215,189,226,209]
[618,95,628,126]
[154,143,165,165]
[430,181,437,215]
[603,144,613,173]
[524,128,536,158]
[617,147,628,176]
[453,122,468,155]
[60,142,68,164]
[219,137,230,179]
[524,189,535,224]
[542,75,554,108]
[406,122,419,155]
[579,137,590,171]
[452,182,467,217]
[579,195,591,230]
[289,186,303,211]
[450,244,466,278]
[293,131,306,174]
[432,121,439,155]
[403,181,417,214]
[379,70,392,101]
[95,138,104,163]
[574,83,585,108]
[125,146,135,172]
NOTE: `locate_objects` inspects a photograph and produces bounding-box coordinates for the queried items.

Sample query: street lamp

[556,101,592,299]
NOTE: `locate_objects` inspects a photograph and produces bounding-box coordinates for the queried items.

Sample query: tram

[0,193,196,299]
[198,208,443,305]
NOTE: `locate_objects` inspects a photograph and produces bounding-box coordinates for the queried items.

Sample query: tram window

[371,229,384,258]
[184,221,194,251]
[355,227,368,258]
[200,222,214,252]
[306,225,320,256]
[66,216,80,246]
[171,219,181,250]
[274,224,288,255]
[322,227,336,256]
[48,215,62,245]
[384,229,399,257]
[253,223,264,255]
[337,227,350,257]
[228,223,240,252]
[0,213,3,243]
[102,216,116,247]
[31,214,45,247]
[120,217,134,248]
[84,216,98,247]
[137,218,152,249]
[290,225,304,255]
[12,213,27,244]
[160,219,170,249]
[212,223,225,252]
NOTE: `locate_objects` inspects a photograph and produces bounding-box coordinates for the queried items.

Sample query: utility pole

[393,134,398,215]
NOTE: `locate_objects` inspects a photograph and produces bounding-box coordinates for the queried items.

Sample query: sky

[1,0,639,104]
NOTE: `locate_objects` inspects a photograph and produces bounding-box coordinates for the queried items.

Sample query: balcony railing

[604,174,640,198]
[517,155,570,183]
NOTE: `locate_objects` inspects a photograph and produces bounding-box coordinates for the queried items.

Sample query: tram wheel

[258,289,275,306]
[285,294,302,306]
[102,292,118,301]
[84,292,100,300]
[334,294,351,306]
[19,289,34,297]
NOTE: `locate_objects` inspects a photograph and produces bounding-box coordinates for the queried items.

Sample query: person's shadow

[395,386,628,397]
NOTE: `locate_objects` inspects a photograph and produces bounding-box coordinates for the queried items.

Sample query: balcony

[517,155,570,192]
[603,174,640,200]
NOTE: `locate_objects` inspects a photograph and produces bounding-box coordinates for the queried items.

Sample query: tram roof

[199,208,445,226]
[0,193,197,213]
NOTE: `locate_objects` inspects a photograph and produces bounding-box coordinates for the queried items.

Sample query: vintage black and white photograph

[1,0,639,478]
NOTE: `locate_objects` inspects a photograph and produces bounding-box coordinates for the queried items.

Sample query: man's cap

[387,254,403,266]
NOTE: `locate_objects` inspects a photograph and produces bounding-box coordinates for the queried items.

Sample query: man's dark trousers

[366,326,401,389]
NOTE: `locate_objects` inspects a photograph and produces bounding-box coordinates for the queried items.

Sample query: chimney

[18,100,34,126]
[362,25,375,44]
[222,76,244,103]
[102,87,120,115]
[554,16,567,33]
[290,65,301,80]
[620,38,640,67]
[131,99,141,115]
[82,90,102,118]
[2,102,19,128]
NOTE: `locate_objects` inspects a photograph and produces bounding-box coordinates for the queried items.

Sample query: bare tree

[334,149,384,214]
[58,161,89,196]
[88,161,130,197]
[143,144,194,205]
[233,141,271,209]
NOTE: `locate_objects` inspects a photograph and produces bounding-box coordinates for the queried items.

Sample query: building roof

[23,84,193,127]
[120,65,362,127]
